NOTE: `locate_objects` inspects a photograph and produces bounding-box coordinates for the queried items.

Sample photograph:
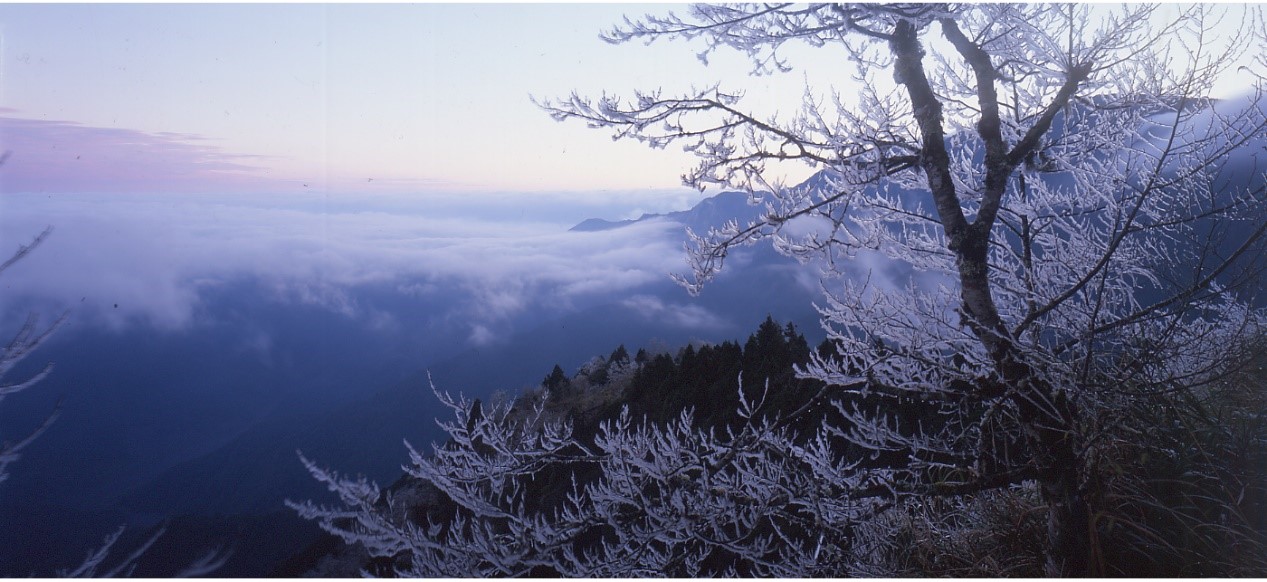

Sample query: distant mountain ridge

[569,190,760,233]
[568,170,851,234]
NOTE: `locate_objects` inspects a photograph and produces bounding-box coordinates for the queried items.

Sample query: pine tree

[542,364,569,392]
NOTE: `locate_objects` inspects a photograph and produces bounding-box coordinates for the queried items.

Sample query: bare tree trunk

[1044,445,1091,577]
[1008,361,1091,576]
[983,275,1092,578]
[891,20,1092,576]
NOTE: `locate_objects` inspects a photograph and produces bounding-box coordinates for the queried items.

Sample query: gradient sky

[0,3,828,196]
[0,3,1257,197]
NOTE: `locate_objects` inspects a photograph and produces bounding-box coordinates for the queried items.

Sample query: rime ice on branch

[298,4,1267,576]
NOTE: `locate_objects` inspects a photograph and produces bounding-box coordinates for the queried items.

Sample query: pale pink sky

[0,4,766,195]
[0,3,1253,196]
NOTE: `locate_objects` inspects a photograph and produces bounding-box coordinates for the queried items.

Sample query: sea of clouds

[0,189,716,347]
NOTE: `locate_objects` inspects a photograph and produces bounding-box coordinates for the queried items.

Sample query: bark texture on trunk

[889,18,1092,577]
[1043,441,1091,577]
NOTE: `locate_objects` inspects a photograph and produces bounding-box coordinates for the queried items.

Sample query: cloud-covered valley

[0,190,696,345]
[1,187,785,536]
[0,140,821,577]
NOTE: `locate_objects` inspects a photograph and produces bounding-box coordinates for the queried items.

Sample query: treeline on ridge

[536,315,825,438]
[284,317,1267,577]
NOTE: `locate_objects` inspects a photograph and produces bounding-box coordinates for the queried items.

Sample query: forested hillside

[287,318,1267,576]
[284,317,826,575]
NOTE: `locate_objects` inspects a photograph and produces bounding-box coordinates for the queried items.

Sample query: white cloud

[0,191,693,342]
[468,324,497,347]
[621,294,729,331]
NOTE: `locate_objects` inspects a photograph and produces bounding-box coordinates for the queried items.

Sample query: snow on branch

[298,3,1267,577]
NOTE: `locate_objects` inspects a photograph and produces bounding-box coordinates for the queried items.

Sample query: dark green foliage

[519,318,831,504]
[614,317,824,436]
[741,317,806,382]
[585,361,610,386]
[316,321,1267,577]
[542,364,569,392]
[534,323,1266,577]
[609,345,630,365]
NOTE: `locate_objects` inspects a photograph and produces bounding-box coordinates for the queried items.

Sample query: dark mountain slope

[124,258,823,518]
[87,189,823,577]
[570,190,758,233]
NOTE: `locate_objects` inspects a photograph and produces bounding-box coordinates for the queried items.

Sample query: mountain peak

[568,171,841,234]
[568,190,758,234]
[568,217,638,232]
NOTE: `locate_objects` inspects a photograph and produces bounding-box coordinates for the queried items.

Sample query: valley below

[0,190,824,576]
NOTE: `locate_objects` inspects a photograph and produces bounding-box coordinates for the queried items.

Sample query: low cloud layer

[620,294,728,331]
[0,109,759,349]
[0,190,691,344]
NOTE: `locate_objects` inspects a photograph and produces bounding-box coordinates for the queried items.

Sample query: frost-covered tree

[295,4,1267,576]
[0,227,60,487]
